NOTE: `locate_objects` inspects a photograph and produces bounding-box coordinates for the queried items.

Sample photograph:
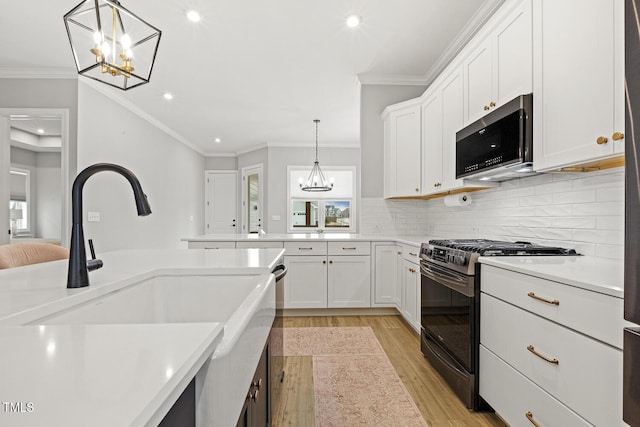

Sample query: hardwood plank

[275,315,505,427]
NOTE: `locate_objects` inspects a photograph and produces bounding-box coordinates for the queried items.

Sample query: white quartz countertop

[0,322,224,427]
[0,248,285,325]
[183,233,429,247]
[479,255,624,298]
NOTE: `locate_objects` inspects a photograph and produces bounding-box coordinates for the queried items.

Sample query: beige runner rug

[282,327,428,427]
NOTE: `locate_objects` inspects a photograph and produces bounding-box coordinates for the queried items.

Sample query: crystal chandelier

[301,119,333,192]
[64,0,162,90]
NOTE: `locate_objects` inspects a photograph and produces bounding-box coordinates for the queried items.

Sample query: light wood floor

[272,315,506,427]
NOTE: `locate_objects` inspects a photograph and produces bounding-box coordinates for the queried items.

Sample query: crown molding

[80,78,206,156]
[0,67,78,79]
[357,0,506,87]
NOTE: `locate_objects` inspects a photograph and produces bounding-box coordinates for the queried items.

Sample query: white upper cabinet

[421,88,443,193]
[464,0,532,125]
[383,101,422,198]
[441,68,465,190]
[533,0,624,171]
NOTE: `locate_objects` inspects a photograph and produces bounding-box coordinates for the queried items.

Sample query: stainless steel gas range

[419,239,577,411]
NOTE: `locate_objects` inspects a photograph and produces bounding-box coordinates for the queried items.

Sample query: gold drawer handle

[525,411,541,427]
[527,292,559,305]
[527,345,559,365]
[613,131,625,141]
[415,187,419,192]
[409,252,417,257]
[298,247,313,250]
[596,136,608,145]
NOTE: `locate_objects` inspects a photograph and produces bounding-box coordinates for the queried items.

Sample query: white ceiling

[0,0,503,156]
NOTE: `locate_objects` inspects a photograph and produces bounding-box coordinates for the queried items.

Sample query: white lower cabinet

[283,242,371,309]
[327,256,371,308]
[400,257,420,333]
[480,265,625,426]
[480,345,591,427]
[283,255,328,308]
[372,243,400,306]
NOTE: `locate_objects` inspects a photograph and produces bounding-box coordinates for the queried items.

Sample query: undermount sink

[31,273,276,427]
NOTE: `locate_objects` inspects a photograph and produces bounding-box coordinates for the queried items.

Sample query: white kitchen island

[0,248,284,427]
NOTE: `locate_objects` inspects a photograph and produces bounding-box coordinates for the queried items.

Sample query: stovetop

[427,239,578,256]
[421,239,579,275]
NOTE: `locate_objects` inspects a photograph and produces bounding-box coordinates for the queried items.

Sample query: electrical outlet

[88,212,100,222]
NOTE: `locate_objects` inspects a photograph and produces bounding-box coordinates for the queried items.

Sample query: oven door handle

[422,333,469,378]
[420,262,474,296]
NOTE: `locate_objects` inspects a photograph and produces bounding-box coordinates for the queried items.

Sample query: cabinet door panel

[327,256,371,308]
[421,91,443,193]
[493,0,532,106]
[441,69,465,189]
[374,245,399,305]
[390,106,422,196]
[401,259,420,332]
[534,0,618,169]
[283,256,327,308]
[464,38,492,124]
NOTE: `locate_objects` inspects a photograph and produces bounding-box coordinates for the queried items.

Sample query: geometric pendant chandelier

[300,119,334,192]
[63,0,161,90]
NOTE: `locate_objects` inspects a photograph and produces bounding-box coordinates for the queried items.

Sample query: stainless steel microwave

[455,94,534,181]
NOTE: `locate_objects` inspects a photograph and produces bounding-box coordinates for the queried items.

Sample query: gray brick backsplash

[360,167,624,259]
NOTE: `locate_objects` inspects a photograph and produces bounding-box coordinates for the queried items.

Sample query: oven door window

[421,273,472,371]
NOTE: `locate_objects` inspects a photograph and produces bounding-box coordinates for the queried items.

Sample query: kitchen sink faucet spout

[67,163,152,288]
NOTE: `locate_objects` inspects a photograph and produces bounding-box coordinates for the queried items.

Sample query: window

[288,166,356,232]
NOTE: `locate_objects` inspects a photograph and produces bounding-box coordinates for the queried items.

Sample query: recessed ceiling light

[37,128,45,134]
[186,10,201,22]
[163,93,173,100]
[214,138,221,143]
[346,15,361,28]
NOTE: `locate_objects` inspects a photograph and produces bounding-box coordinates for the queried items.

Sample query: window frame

[9,167,31,234]
[287,165,356,233]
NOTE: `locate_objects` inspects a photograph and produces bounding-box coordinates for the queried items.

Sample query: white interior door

[205,171,238,233]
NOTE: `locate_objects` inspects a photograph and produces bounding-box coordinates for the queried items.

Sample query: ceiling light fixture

[186,10,201,22]
[346,15,361,28]
[301,119,333,192]
[63,0,162,91]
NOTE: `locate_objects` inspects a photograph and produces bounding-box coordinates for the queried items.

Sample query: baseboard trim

[278,307,399,317]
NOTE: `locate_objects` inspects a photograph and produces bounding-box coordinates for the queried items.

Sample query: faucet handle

[87,239,103,272]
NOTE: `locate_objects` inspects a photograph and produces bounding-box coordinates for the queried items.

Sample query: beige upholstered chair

[0,243,69,269]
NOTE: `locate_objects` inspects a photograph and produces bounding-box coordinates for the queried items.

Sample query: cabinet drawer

[481,293,624,427]
[480,345,591,427]
[327,241,370,256]
[235,241,284,249]
[481,264,625,349]
[399,244,420,263]
[283,242,327,256]
[188,241,235,249]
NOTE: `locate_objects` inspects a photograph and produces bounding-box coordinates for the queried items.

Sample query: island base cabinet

[480,345,591,427]
[236,340,269,427]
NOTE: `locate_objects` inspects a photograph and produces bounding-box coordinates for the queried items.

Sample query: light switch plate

[88,212,100,222]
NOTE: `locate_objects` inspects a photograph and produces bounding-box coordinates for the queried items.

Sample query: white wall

[77,81,205,251]
[205,156,237,170]
[360,168,624,259]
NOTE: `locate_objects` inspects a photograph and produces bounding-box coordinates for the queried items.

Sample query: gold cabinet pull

[409,252,417,257]
[527,292,559,306]
[612,131,625,141]
[323,260,327,264]
[596,136,608,144]
[415,188,419,192]
[299,247,313,250]
[397,251,402,255]
[484,105,490,111]
[527,345,559,365]
[525,411,541,427]
[489,101,496,107]
[342,247,357,250]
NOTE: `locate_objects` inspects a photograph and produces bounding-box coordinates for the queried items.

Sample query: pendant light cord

[314,119,320,162]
